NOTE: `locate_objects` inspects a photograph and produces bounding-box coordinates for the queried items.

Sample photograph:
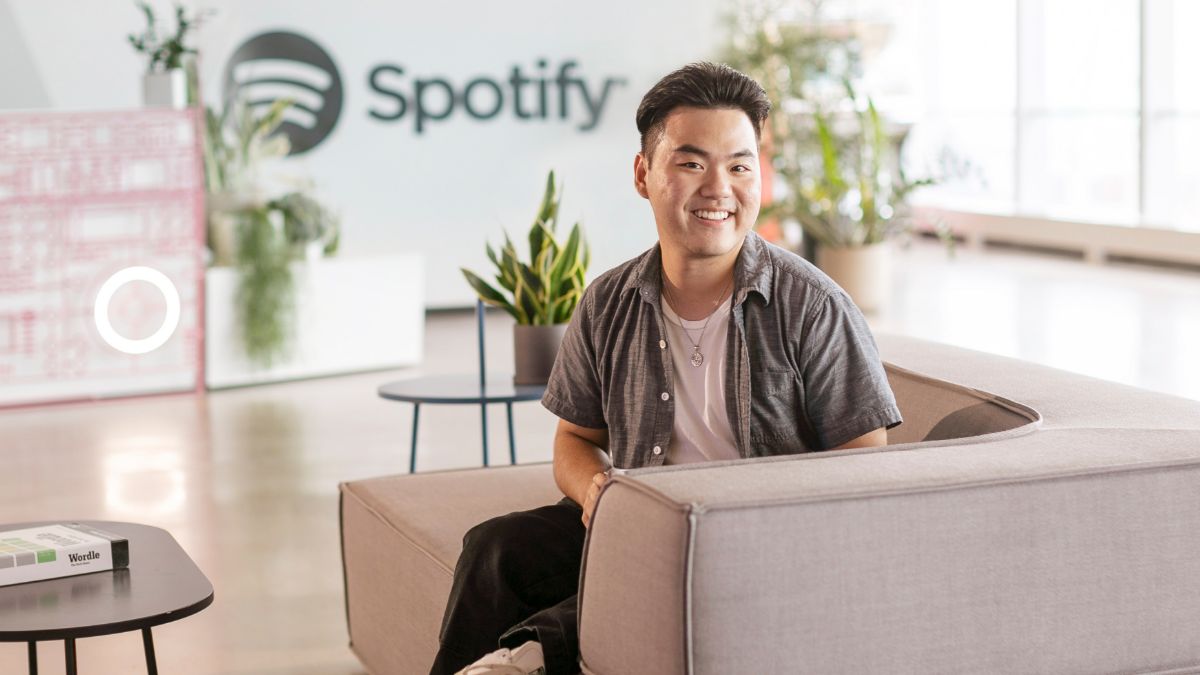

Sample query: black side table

[379,299,550,473]
[0,521,214,675]
[378,374,546,473]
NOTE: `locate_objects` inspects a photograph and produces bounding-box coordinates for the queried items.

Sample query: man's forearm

[553,429,611,506]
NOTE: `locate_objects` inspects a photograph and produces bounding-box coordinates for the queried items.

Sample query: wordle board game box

[0,523,129,587]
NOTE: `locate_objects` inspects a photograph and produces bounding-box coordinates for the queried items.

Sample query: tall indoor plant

[461,171,590,384]
[203,97,341,365]
[724,0,938,312]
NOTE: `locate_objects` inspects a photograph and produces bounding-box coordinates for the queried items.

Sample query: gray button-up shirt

[542,231,902,469]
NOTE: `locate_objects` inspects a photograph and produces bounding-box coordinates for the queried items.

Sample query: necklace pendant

[690,348,704,367]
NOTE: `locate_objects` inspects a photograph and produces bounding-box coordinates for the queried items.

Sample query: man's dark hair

[635,62,771,162]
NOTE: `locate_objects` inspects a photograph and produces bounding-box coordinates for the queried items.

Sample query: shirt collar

[625,230,775,307]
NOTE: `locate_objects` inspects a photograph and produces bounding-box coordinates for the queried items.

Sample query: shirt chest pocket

[749,368,811,455]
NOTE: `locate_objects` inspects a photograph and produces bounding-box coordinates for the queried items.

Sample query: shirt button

[658,339,666,349]
[660,392,670,401]
[652,446,662,455]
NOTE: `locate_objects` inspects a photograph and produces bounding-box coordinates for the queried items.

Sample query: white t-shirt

[660,295,740,465]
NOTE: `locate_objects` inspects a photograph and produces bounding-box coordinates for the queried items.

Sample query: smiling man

[432,62,902,675]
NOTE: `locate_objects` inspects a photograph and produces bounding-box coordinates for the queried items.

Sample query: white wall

[2,0,729,307]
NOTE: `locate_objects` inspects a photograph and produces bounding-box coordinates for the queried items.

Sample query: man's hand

[581,471,608,529]
[551,419,611,528]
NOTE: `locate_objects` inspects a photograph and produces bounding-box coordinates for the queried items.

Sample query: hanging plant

[202,97,341,365]
[235,209,295,365]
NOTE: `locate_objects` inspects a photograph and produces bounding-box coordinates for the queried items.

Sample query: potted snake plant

[461,171,589,385]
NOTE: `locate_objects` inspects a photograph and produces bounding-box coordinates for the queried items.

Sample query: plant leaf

[549,289,580,324]
[462,269,519,320]
[548,223,582,296]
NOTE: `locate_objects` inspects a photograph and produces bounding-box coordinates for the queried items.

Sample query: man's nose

[700,169,732,198]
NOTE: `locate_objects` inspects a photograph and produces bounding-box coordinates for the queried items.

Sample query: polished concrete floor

[1,239,1197,674]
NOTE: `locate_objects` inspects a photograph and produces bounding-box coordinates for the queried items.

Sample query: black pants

[429,497,587,675]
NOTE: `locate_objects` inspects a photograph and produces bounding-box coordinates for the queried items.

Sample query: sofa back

[578,338,1200,675]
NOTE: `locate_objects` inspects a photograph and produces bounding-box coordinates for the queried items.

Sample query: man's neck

[660,244,741,321]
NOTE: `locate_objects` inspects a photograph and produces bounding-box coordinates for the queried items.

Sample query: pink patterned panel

[0,108,205,407]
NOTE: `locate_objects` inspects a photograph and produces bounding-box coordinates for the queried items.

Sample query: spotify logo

[221,30,627,151]
[222,31,343,156]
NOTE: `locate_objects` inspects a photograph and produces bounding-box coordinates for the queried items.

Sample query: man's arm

[831,426,888,451]
[553,419,611,528]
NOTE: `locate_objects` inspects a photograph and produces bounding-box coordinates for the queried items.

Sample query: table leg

[506,401,516,465]
[480,402,490,467]
[410,402,421,474]
[64,638,76,675]
[143,627,158,675]
[26,641,36,675]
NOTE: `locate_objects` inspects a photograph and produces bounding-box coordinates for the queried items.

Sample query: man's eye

[679,162,702,170]
[731,164,751,173]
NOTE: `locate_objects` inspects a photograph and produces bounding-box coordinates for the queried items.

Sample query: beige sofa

[339,334,1200,674]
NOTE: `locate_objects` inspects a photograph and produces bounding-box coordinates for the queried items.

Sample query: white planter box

[205,255,423,389]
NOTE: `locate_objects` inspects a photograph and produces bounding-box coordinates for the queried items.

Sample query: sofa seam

[684,505,698,675]
[338,482,456,576]
[338,489,354,653]
[687,455,1200,513]
[577,478,692,675]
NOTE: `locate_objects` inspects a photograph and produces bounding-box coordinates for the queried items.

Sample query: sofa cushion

[883,363,1040,444]
[340,463,563,675]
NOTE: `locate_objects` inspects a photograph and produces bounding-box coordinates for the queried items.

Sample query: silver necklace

[662,275,733,367]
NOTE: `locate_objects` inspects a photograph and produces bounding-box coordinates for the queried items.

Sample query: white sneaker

[455,640,546,675]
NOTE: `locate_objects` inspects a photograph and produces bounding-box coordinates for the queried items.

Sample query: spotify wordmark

[367,59,626,134]
[223,30,628,153]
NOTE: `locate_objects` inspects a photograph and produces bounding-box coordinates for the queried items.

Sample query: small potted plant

[461,171,590,385]
[774,89,934,312]
[127,1,208,108]
[724,2,943,313]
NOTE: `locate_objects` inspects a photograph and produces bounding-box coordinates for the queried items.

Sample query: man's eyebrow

[671,144,757,160]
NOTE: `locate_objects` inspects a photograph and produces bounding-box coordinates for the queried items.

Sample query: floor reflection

[1,238,1197,673]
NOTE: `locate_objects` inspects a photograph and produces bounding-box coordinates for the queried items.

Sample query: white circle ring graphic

[94,266,182,355]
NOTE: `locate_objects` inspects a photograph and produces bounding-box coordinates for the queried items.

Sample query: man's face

[634,106,761,263]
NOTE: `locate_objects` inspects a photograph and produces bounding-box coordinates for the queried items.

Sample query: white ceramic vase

[816,241,892,313]
[142,70,188,109]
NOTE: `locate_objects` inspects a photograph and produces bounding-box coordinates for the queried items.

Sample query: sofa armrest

[579,427,1200,675]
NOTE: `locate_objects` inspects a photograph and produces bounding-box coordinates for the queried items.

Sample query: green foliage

[272,192,341,257]
[723,0,936,248]
[127,2,210,73]
[235,209,294,366]
[203,97,294,194]
[461,171,590,325]
[203,97,342,364]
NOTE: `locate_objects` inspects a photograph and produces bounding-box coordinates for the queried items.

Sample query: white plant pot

[142,70,188,109]
[816,242,892,313]
[207,211,239,267]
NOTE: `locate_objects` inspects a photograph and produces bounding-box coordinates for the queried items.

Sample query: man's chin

[683,231,746,259]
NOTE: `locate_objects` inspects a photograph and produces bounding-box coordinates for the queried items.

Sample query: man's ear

[633,152,650,200]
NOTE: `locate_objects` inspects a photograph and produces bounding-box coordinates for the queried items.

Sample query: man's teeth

[694,210,730,220]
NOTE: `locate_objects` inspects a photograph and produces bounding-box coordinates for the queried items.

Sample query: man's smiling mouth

[692,209,733,222]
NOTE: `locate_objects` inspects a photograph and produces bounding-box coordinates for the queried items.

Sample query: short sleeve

[800,290,902,450]
[541,288,607,429]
